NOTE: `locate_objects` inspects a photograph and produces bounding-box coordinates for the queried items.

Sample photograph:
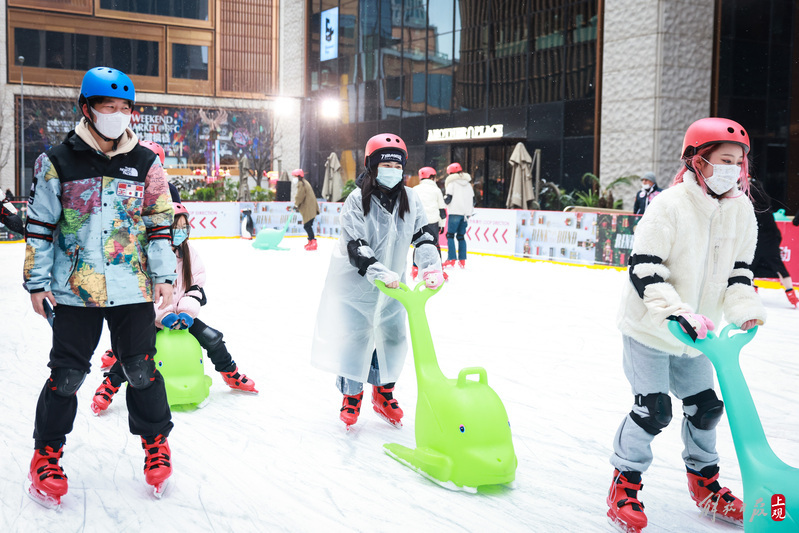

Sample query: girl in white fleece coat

[607,118,766,533]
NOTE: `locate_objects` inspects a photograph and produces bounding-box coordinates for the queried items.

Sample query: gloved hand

[161,312,180,330]
[422,268,444,289]
[739,319,758,331]
[675,313,715,341]
[365,262,400,288]
[438,226,445,234]
[292,206,299,212]
[176,312,194,329]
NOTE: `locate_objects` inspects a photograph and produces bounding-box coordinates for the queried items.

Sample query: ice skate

[91,376,121,415]
[141,434,171,498]
[606,469,647,533]
[411,266,418,280]
[100,349,117,369]
[340,391,363,430]
[304,238,317,251]
[442,259,456,269]
[686,465,743,525]
[220,366,258,393]
[27,445,68,510]
[786,288,798,308]
[372,384,403,428]
[458,260,466,269]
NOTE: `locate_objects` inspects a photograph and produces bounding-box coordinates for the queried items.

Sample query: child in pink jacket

[90,203,258,414]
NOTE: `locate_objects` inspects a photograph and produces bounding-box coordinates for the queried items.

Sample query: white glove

[421,268,444,289]
[365,262,400,287]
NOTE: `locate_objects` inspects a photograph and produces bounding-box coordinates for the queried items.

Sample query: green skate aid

[376,280,517,492]
[155,328,212,409]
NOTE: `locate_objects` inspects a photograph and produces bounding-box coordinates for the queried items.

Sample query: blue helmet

[79,67,136,105]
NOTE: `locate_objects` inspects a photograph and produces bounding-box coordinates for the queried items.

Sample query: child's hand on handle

[176,312,194,329]
[422,268,444,289]
[739,319,758,331]
[161,313,180,329]
[366,262,399,288]
[670,313,715,341]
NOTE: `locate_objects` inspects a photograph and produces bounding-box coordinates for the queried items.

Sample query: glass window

[172,44,208,80]
[100,0,209,21]
[15,28,159,76]
[428,0,454,35]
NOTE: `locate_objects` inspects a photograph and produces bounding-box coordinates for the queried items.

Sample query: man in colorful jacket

[23,67,176,506]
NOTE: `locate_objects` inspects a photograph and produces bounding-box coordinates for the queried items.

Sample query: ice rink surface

[1,237,796,532]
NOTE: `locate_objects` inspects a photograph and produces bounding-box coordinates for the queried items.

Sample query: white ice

[1,237,797,532]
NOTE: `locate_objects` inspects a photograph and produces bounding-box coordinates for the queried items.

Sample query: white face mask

[92,110,131,140]
[376,167,403,189]
[701,157,740,195]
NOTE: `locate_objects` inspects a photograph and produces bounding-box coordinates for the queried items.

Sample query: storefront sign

[427,124,505,143]
[320,7,339,61]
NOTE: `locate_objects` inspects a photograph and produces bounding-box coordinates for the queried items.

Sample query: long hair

[361,168,410,219]
[173,213,193,290]
[672,143,751,198]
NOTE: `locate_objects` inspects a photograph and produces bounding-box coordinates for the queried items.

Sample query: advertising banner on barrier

[514,210,598,264]
[460,208,516,255]
[594,214,641,267]
[776,221,799,281]
[182,202,241,238]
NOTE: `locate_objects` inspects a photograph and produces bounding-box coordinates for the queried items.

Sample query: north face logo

[120,167,138,177]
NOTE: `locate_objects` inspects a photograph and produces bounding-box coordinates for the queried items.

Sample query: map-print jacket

[23,130,176,307]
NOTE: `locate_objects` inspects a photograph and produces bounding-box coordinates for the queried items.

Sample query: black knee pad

[682,389,724,430]
[630,392,673,435]
[121,354,156,390]
[456,234,465,242]
[50,368,87,397]
[193,323,224,351]
[446,232,455,239]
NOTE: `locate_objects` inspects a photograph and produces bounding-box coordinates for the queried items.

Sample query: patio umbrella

[506,142,535,209]
[322,152,343,201]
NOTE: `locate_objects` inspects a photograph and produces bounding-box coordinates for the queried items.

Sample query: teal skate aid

[252,215,292,251]
[668,322,798,531]
[376,281,517,492]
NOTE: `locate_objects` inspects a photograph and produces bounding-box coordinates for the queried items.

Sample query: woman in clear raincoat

[311,133,444,430]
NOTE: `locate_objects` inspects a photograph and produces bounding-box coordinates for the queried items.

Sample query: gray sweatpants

[610,335,720,473]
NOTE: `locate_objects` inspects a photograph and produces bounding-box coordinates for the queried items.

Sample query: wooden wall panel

[8,0,91,15]
[218,0,278,97]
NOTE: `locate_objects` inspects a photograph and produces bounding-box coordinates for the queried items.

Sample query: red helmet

[364,133,407,167]
[418,167,437,180]
[139,140,165,165]
[291,169,304,178]
[681,117,750,158]
[173,203,189,217]
[447,162,462,174]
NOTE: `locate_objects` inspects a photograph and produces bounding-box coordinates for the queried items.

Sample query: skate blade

[27,484,62,511]
[606,512,642,533]
[697,508,743,527]
[151,478,169,499]
[373,409,402,428]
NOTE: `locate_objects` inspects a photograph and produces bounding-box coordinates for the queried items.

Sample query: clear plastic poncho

[311,186,440,384]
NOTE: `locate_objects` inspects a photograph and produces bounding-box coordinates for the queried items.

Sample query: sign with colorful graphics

[594,214,641,267]
[320,7,339,61]
[460,208,516,256]
[515,210,598,263]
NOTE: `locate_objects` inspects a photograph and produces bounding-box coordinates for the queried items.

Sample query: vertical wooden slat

[218,0,277,96]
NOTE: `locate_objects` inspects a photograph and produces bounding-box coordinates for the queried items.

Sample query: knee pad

[49,368,87,397]
[193,323,224,351]
[446,232,455,239]
[456,234,465,242]
[682,389,724,430]
[629,392,673,435]
[121,354,156,390]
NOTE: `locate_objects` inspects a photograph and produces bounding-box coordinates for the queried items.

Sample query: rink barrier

[4,200,798,282]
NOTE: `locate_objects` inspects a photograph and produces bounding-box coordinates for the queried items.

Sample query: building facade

[303,0,799,212]
[1,0,304,198]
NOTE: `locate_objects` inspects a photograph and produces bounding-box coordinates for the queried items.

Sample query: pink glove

[423,269,444,289]
[739,319,758,331]
[678,313,715,340]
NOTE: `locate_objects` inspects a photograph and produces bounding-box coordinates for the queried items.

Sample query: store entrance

[450,143,513,208]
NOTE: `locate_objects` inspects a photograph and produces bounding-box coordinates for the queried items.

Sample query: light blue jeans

[336,349,386,395]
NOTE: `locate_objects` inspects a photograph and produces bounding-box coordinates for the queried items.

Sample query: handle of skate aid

[375,280,442,305]
[667,321,757,359]
[457,367,488,386]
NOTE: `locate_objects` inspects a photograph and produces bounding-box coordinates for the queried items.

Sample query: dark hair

[361,168,410,219]
[173,214,193,290]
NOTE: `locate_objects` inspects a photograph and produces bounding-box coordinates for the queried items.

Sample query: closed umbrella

[506,142,535,209]
[322,152,343,201]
